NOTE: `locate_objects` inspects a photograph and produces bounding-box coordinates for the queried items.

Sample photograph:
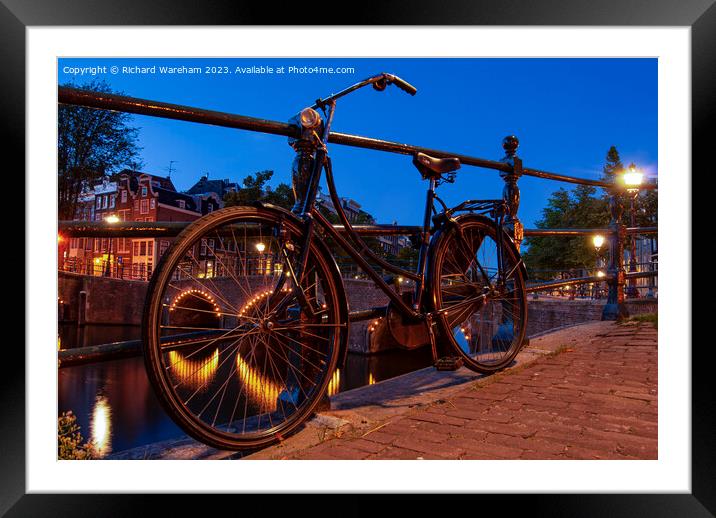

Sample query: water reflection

[327,368,341,397]
[168,349,220,390]
[58,339,434,456]
[235,353,282,413]
[90,395,112,457]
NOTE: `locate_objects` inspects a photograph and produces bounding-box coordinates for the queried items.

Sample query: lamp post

[592,234,605,299]
[623,164,643,299]
[104,215,119,277]
[255,242,266,275]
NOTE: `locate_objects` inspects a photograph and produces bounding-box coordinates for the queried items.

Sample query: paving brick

[275,322,657,461]
[344,438,389,454]
[392,436,464,458]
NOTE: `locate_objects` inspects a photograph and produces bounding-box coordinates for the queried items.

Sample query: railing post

[601,185,629,321]
[497,135,528,347]
[500,135,524,251]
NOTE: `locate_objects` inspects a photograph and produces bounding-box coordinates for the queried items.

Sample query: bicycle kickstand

[426,313,463,371]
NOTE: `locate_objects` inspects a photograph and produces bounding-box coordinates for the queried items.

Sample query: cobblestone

[286,321,657,460]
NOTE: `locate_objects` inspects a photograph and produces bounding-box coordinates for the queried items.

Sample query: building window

[178,200,186,210]
[140,199,149,214]
[102,195,108,209]
[121,190,127,203]
[159,240,169,257]
[134,200,139,211]
[140,241,147,256]
[150,199,156,209]
[133,241,140,257]
[109,196,115,208]
[147,240,154,257]
[207,204,213,213]
[141,186,147,197]
[94,239,100,252]
[200,238,207,256]
[96,197,101,209]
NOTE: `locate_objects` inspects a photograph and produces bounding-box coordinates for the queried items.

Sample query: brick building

[63,170,221,280]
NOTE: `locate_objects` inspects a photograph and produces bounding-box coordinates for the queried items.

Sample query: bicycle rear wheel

[142,206,344,450]
[430,215,527,374]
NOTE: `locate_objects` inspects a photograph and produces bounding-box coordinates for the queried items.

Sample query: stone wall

[526,296,657,337]
[58,272,656,353]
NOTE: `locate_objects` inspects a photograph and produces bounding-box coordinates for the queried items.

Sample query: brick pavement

[282,321,658,460]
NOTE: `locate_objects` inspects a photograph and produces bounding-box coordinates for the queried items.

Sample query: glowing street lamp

[255,242,266,275]
[623,164,643,298]
[592,234,605,253]
[103,215,119,276]
[623,164,644,194]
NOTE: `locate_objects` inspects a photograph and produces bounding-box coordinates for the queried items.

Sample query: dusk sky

[58,58,657,229]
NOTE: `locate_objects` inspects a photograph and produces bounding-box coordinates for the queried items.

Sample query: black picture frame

[6,0,709,514]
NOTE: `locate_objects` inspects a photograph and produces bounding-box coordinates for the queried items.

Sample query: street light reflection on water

[58,324,434,457]
[168,349,220,390]
[90,395,112,457]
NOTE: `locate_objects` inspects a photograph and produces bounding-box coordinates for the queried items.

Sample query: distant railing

[57,86,657,320]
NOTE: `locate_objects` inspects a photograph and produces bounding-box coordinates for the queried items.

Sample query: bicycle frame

[285,77,511,323]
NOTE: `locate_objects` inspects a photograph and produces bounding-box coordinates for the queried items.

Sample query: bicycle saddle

[413,152,461,179]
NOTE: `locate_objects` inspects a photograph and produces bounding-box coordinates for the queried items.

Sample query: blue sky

[58,58,657,229]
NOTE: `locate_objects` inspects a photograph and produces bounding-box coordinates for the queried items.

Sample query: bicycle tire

[142,205,345,450]
[429,214,527,374]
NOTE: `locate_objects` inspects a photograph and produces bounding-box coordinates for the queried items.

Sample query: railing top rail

[58,86,653,189]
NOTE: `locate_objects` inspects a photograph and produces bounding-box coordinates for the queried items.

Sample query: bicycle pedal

[434,356,463,371]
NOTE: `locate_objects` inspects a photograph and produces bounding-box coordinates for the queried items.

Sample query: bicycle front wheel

[430,215,527,374]
[142,206,344,450]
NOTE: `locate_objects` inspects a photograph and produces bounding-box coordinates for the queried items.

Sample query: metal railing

[57,86,657,320]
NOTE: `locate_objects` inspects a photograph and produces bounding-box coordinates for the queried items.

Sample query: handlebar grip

[387,74,417,96]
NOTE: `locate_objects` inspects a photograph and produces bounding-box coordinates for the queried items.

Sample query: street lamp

[255,242,266,275]
[592,234,605,299]
[623,164,643,298]
[104,215,119,276]
[592,234,605,253]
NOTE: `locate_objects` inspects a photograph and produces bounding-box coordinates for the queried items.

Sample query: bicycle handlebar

[311,72,417,109]
[383,74,417,96]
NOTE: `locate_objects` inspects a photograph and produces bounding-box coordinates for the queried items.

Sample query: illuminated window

[141,186,147,197]
[140,199,149,214]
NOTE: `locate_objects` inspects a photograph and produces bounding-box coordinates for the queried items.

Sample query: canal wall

[525,297,657,337]
[57,272,390,350]
[58,272,656,354]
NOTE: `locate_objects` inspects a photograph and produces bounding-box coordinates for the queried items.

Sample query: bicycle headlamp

[299,108,322,129]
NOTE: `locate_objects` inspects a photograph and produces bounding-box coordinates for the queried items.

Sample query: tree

[58,80,142,219]
[222,170,293,210]
[602,145,624,182]
[522,185,609,280]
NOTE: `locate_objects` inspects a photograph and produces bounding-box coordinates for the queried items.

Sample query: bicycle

[142,73,528,450]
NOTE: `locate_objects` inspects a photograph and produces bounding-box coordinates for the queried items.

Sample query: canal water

[58,324,433,457]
